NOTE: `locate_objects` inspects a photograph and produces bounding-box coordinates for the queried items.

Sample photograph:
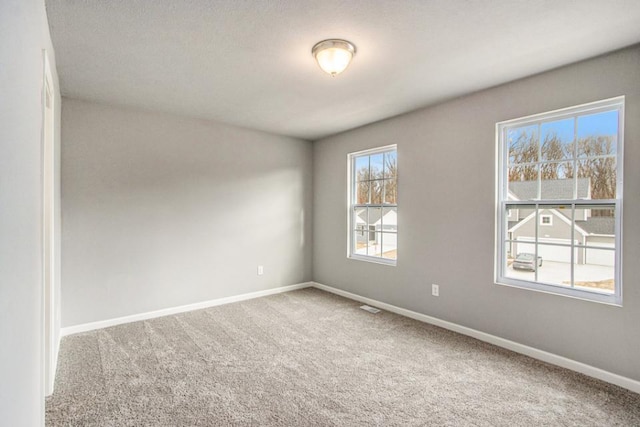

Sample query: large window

[348,145,397,265]
[496,97,623,305]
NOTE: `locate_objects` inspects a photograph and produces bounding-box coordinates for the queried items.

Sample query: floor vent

[360,305,381,314]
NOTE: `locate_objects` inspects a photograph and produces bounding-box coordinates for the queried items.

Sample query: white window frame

[495,97,624,305]
[347,144,397,266]
[539,214,553,226]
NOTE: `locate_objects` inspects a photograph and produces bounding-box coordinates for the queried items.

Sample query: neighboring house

[355,208,397,249]
[507,178,615,266]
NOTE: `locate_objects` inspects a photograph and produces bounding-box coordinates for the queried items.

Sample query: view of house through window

[349,145,397,264]
[497,98,623,304]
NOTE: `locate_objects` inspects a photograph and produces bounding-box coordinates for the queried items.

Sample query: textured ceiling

[46,0,640,140]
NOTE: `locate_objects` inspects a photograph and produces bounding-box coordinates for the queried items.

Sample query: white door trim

[41,50,57,397]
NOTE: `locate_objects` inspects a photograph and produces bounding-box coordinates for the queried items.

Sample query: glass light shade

[312,39,356,76]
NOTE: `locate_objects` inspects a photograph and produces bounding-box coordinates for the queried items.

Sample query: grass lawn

[565,279,614,291]
[356,242,397,260]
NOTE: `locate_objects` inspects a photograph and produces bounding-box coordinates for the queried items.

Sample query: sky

[508,109,618,158]
[355,150,397,178]
[576,110,618,138]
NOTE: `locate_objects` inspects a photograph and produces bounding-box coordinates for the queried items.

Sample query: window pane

[353,229,368,256]
[506,205,518,232]
[506,204,535,238]
[368,207,382,231]
[384,151,397,179]
[354,206,367,231]
[541,118,574,161]
[508,124,539,165]
[574,204,615,246]
[574,203,616,291]
[384,178,397,204]
[506,205,515,220]
[353,206,368,256]
[356,181,370,204]
[540,162,574,199]
[370,180,384,204]
[505,240,515,262]
[355,156,370,181]
[534,206,571,242]
[382,207,397,232]
[370,153,384,179]
[508,165,538,200]
[367,232,382,257]
[575,247,615,294]
[381,233,397,260]
[536,244,572,287]
[577,110,618,158]
[505,241,535,282]
[577,157,616,199]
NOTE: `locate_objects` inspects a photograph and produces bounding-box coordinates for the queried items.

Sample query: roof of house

[507,178,613,236]
[509,178,590,201]
[577,216,615,235]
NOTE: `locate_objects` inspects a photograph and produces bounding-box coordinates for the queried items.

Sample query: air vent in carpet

[360,305,381,314]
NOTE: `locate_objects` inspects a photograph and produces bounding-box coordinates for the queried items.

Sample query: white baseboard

[311,281,640,395]
[61,282,313,337]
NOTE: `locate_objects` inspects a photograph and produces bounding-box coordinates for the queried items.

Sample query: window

[496,97,623,305]
[348,145,397,265]
[540,215,553,226]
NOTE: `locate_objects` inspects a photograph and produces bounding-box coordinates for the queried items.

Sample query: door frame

[42,50,56,396]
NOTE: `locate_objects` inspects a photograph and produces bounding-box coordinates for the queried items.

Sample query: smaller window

[540,214,553,226]
[348,145,397,265]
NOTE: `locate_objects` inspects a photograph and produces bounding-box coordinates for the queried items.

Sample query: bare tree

[356,167,370,203]
[355,154,398,205]
[509,131,616,213]
[576,135,616,204]
[508,131,538,182]
[371,179,383,204]
[383,155,397,204]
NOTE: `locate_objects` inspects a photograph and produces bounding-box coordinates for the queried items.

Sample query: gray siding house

[507,179,615,266]
[355,208,397,250]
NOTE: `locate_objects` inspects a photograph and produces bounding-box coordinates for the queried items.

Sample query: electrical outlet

[257,265,264,276]
[431,284,439,297]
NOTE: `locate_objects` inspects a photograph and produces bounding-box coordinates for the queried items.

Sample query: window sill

[348,254,397,267]
[495,277,622,307]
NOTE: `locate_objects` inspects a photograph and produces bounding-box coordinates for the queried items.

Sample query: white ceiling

[46,0,640,140]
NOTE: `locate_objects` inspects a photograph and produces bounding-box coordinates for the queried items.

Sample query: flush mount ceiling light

[312,39,356,77]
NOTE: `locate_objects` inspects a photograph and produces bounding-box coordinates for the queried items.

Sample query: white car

[513,253,543,271]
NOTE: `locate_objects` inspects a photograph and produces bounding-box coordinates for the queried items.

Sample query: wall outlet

[431,284,439,297]
[257,265,264,276]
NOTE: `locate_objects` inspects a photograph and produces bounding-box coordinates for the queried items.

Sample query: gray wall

[0,0,62,424]
[313,46,640,381]
[62,99,312,327]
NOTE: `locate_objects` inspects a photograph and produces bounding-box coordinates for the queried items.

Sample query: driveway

[508,261,614,290]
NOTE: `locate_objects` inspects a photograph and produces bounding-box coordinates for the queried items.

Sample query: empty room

[2,0,640,425]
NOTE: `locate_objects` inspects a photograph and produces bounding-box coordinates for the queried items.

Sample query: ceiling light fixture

[312,39,356,77]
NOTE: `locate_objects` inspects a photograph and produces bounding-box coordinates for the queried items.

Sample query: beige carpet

[46,288,640,426]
